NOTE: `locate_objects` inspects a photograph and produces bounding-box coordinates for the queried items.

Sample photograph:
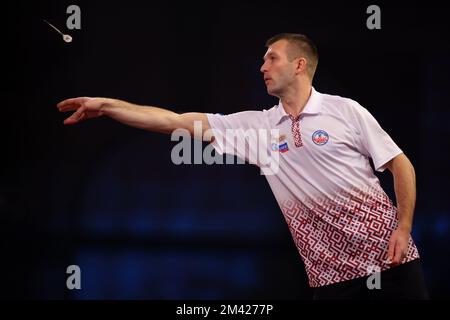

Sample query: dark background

[2,0,449,299]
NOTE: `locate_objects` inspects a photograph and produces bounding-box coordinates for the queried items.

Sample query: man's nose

[260,62,268,73]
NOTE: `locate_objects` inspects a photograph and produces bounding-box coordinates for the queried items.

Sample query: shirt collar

[272,87,322,126]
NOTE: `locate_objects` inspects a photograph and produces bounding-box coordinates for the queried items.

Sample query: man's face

[260,39,297,97]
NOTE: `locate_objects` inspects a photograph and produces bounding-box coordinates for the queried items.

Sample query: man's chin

[266,88,280,98]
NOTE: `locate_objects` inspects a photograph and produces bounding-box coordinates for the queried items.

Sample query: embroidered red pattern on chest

[289,114,303,147]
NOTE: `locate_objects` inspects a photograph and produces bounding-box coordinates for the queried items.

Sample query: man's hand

[387,227,410,266]
[57,97,111,125]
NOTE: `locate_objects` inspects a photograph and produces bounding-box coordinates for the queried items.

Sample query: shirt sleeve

[348,100,403,172]
[206,110,268,165]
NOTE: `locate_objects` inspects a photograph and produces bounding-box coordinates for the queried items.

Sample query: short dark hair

[265,33,319,80]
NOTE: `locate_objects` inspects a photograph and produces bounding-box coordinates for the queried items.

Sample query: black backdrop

[3,0,450,299]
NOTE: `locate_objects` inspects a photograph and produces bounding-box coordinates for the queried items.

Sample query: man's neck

[280,84,312,118]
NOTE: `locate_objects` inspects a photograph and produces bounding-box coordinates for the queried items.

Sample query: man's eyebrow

[263,52,279,59]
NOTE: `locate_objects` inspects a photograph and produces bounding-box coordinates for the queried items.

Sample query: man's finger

[57,97,87,111]
[391,241,404,266]
[63,107,86,125]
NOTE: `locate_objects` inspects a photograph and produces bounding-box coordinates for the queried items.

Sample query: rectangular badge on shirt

[271,134,289,153]
[279,142,289,153]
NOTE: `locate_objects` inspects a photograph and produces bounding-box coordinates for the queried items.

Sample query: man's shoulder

[319,90,356,106]
[318,90,365,114]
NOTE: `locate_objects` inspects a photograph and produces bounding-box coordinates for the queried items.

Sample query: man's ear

[296,57,307,74]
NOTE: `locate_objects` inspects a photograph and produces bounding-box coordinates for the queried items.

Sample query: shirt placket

[289,114,303,147]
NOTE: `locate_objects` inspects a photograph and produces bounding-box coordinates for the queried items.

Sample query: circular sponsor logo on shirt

[312,130,329,146]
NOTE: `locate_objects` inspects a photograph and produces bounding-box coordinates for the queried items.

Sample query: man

[57,33,429,299]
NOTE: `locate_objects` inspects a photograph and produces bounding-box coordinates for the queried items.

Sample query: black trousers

[313,259,430,300]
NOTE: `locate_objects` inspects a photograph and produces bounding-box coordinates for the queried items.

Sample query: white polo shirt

[206,87,420,287]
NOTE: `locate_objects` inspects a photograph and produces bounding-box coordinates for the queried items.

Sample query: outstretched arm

[57,97,211,137]
[384,153,416,266]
